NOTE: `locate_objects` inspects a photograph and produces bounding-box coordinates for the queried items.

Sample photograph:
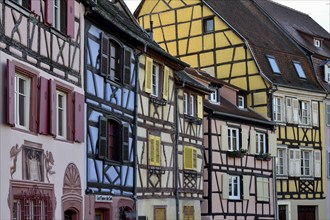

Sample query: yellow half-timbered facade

[135,0,327,219]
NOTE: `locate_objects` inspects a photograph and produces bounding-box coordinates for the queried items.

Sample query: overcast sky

[125,0,330,32]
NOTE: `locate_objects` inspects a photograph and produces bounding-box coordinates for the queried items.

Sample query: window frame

[56,90,67,139]
[229,175,241,200]
[273,96,283,122]
[189,94,195,117]
[238,95,245,109]
[209,87,219,103]
[184,146,197,171]
[299,100,310,125]
[184,92,188,114]
[203,17,214,34]
[228,127,240,151]
[301,150,312,176]
[293,61,306,79]
[256,132,267,154]
[276,147,287,176]
[267,55,281,74]
[14,73,31,130]
[151,62,160,97]
[314,38,321,47]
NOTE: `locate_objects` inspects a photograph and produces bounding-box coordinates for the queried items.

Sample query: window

[293,61,306,78]
[326,104,330,126]
[256,132,267,154]
[45,0,74,37]
[228,128,240,151]
[314,38,321,47]
[229,175,240,200]
[276,148,287,175]
[56,90,67,139]
[209,87,219,103]
[184,93,188,114]
[189,95,195,117]
[273,97,283,122]
[98,117,130,162]
[11,0,40,15]
[238,95,245,109]
[183,206,195,220]
[184,146,197,171]
[203,17,214,33]
[256,177,269,201]
[267,56,281,74]
[301,150,312,176]
[149,135,161,166]
[299,101,310,125]
[109,40,121,82]
[154,207,166,220]
[325,64,330,82]
[152,63,160,96]
[15,74,31,130]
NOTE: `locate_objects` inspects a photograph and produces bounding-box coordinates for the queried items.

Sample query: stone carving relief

[10,144,21,178]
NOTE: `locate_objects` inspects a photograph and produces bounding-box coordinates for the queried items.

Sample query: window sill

[150,96,167,106]
[255,153,272,161]
[298,124,312,129]
[148,166,165,175]
[184,114,202,125]
[274,122,286,126]
[184,169,197,174]
[276,175,288,179]
[227,149,247,158]
[11,126,37,136]
[299,176,314,180]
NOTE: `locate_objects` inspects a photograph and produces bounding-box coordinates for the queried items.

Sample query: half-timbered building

[0,0,85,219]
[135,0,327,219]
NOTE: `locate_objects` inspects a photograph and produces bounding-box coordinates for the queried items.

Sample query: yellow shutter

[144,57,153,93]
[192,148,197,170]
[155,136,161,166]
[197,95,203,119]
[184,146,193,170]
[162,66,169,100]
[149,135,155,165]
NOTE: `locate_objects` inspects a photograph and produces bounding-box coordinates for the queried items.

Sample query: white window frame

[14,73,30,130]
[277,147,287,176]
[151,63,159,97]
[54,0,61,30]
[326,104,330,126]
[189,94,195,117]
[267,56,281,74]
[238,95,244,109]
[301,150,312,176]
[229,175,240,200]
[293,61,306,79]
[256,132,266,154]
[299,100,310,125]
[273,96,283,122]
[209,87,219,103]
[314,38,321,47]
[56,90,67,139]
[228,127,240,151]
[183,92,188,114]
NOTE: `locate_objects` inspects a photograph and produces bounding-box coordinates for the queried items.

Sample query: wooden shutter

[149,136,155,165]
[288,149,295,176]
[221,125,228,151]
[98,116,107,159]
[155,136,161,166]
[286,97,293,123]
[100,33,109,78]
[243,175,250,200]
[197,95,203,119]
[49,79,56,135]
[268,133,277,156]
[184,146,193,170]
[144,57,153,93]
[292,99,299,124]
[314,150,321,178]
[39,77,49,134]
[162,66,169,100]
[30,0,41,16]
[123,48,131,85]
[66,0,75,38]
[249,129,256,154]
[46,0,54,25]
[222,174,229,199]
[256,177,263,201]
[122,125,129,161]
[7,60,15,126]
[30,75,38,133]
[312,101,319,126]
[241,128,248,150]
[74,92,84,142]
[192,148,197,170]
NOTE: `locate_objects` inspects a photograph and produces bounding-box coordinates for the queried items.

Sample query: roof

[254,0,330,58]
[175,69,213,93]
[83,0,188,68]
[203,0,324,93]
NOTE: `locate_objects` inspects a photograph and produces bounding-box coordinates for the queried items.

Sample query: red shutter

[49,79,56,135]
[66,0,75,38]
[46,0,54,25]
[30,0,41,16]
[7,60,15,126]
[30,76,38,133]
[74,92,84,142]
[39,77,49,134]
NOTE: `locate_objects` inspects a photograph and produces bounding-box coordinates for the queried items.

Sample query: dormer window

[238,95,245,109]
[314,38,321,48]
[267,56,280,74]
[293,61,306,79]
[324,64,330,83]
[209,87,219,103]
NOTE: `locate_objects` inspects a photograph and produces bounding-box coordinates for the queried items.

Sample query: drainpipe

[273,157,278,220]
[174,86,180,220]
[134,44,147,220]
[207,116,212,214]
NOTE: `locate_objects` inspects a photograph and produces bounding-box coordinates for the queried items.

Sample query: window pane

[293,62,306,78]
[267,56,281,73]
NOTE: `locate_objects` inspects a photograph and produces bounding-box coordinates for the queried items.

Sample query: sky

[125,0,330,33]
